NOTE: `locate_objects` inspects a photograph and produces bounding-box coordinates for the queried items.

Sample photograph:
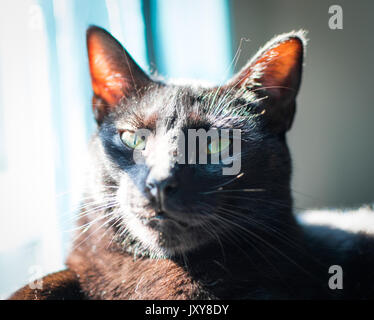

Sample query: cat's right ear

[87,26,151,124]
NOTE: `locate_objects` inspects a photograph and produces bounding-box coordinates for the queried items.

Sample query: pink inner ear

[250,38,303,97]
[256,38,303,90]
[235,37,303,98]
[88,34,127,106]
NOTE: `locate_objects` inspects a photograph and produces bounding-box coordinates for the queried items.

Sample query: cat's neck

[66,206,314,299]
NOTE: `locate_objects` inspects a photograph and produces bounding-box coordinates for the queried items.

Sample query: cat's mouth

[140,210,189,230]
[123,198,208,253]
[122,203,214,255]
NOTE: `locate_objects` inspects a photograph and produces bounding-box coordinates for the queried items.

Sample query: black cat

[10,26,374,300]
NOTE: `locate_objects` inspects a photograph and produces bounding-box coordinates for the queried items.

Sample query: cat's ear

[227,31,306,133]
[87,26,151,123]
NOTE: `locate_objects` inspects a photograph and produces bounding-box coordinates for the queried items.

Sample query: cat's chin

[121,208,210,257]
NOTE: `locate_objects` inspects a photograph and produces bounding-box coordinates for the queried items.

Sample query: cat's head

[85,26,306,257]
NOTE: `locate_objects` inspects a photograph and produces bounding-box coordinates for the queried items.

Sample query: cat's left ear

[227,31,307,133]
[87,26,151,123]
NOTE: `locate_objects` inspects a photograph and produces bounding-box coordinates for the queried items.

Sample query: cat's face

[85,27,305,257]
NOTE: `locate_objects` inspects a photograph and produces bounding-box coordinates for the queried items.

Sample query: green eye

[207,138,231,154]
[120,131,146,150]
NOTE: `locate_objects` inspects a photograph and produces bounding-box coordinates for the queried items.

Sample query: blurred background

[0,0,373,297]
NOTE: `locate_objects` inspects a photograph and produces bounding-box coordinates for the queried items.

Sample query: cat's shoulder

[297,205,374,266]
[297,206,374,298]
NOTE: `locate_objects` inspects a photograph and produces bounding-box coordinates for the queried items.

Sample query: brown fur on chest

[66,236,215,300]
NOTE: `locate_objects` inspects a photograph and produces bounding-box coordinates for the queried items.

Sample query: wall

[230,0,374,210]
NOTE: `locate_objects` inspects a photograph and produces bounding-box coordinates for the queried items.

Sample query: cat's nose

[145,176,178,208]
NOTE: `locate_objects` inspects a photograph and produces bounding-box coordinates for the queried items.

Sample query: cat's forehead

[114,83,260,132]
[115,85,208,130]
